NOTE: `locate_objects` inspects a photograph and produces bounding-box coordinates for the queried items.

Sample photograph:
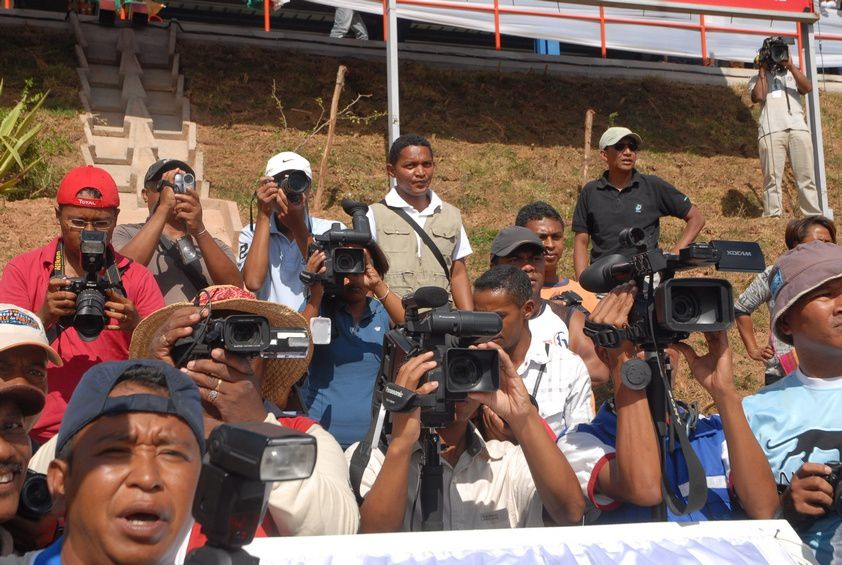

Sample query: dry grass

[4,26,842,412]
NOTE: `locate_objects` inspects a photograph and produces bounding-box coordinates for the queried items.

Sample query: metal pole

[801,22,831,218]
[494,0,501,50]
[599,6,607,59]
[386,0,401,148]
[699,14,708,65]
[264,0,270,32]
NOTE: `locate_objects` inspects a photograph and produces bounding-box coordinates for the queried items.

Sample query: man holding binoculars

[114,159,243,304]
[239,152,344,311]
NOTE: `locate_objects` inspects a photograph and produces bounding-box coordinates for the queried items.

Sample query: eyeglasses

[65,218,114,231]
[611,141,638,152]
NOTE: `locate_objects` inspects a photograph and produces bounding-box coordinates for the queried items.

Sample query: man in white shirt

[366,134,473,308]
[238,152,344,311]
[749,37,821,217]
[473,265,593,436]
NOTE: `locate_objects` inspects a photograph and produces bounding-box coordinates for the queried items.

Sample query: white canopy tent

[308,0,836,215]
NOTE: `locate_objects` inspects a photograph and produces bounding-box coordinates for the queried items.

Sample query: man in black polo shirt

[572,127,706,280]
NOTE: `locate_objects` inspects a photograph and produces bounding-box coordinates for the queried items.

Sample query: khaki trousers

[758,129,821,217]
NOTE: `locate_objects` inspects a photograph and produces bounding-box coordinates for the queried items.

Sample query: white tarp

[308,0,842,67]
[243,519,814,564]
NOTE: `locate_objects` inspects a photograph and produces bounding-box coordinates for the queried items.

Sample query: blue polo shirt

[303,297,390,449]
[237,215,345,311]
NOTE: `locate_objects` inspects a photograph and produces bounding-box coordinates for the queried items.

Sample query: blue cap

[57,360,205,455]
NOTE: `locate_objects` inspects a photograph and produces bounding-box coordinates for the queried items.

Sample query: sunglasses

[65,218,114,231]
[611,141,638,152]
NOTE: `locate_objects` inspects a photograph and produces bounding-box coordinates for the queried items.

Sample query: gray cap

[491,226,544,258]
[599,127,643,150]
[770,241,842,345]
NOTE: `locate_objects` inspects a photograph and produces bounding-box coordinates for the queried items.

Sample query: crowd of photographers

[0,84,838,561]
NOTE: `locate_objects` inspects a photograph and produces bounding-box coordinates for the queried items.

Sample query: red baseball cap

[56,165,120,209]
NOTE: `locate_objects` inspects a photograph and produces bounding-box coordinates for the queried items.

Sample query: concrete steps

[69,12,241,247]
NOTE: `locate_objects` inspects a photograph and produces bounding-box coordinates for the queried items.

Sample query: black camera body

[170,313,309,367]
[580,227,765,346]
[823,461,842,516]
[272,170,310,205]
[307,199,372,293]
[17,470,52,521]
[758,36,790,73]
[380,287,501,428]
[64,231,121,342]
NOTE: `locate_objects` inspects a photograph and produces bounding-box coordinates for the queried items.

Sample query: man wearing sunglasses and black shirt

[572,127,706,280]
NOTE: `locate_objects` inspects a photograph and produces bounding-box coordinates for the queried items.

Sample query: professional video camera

[580,228,764,520]
[302,199,373,293]
[170,312,309,367]
[154,171,200,266]
[379,286,502,429]
[64,230,123,342]
[186,422,317,565]
[271,169,310,205]
[580,227,765,347]
[758,36,791,73]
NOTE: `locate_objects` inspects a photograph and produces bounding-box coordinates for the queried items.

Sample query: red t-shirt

[0,236,164,442]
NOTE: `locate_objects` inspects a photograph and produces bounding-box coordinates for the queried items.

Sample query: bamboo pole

[313,65,348,214]
[581,109,595,188]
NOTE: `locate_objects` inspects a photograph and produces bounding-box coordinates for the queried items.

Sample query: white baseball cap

[0,304,62,367]
[599,127,644,150]
[265,152,312,180]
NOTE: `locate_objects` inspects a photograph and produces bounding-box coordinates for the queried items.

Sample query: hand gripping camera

[757,36,791,73]
[580,227,765,349]
[380,287,502,428]
[64,230,123,342]
[302,199,372,294]
[156,171,200,266]
[272,169,310,205]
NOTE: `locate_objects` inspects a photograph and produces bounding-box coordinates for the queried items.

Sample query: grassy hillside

[3,24,842,407]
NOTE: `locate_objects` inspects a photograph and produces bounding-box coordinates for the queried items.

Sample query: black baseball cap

[56,360,205,455]
[491,226,545,258]
[144,159,195,185]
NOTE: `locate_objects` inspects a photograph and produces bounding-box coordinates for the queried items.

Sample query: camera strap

[380,201,451,282]
[158,235,209,292]
[583,319,646,348]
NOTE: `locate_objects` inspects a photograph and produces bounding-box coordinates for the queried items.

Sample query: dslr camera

[822,461,842,516]
[64,230,122,342]
[171,312,309,367]
[272,169,310,205]
[758,36,791,73]
[580,227,765,347]
[380,287,502,428]
[303,199,372,293]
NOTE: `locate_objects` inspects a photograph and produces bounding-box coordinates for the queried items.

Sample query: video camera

[64,230,123,342]
[303,199,372,293]
[379,287,502,428]
[170,312,309,367]
[272,169,310,205]
[758,36,792,73]
[186,422,316,565]
[580,227,765,347]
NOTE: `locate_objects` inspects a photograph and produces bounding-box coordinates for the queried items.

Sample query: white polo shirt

[517,337,594,436]
[237,215,344,311]
[366,188,472,261]
[346,426,544,531]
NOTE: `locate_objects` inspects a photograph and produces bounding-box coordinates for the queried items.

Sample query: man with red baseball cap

[0,166,164,443]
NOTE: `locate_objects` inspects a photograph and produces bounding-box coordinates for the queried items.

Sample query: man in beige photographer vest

[366,134,473,308]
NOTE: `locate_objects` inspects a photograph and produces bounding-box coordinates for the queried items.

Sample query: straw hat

[129,286,312,407]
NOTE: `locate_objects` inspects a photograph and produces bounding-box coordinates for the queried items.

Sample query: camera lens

[74,288,107,342]
[671,291,701,324]
[231,322,261,346]
[284,171,310,194]
[18,472,52,521]
[448,354,482,389]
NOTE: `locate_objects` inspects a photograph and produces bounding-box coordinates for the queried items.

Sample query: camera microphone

[402,287,449,310]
